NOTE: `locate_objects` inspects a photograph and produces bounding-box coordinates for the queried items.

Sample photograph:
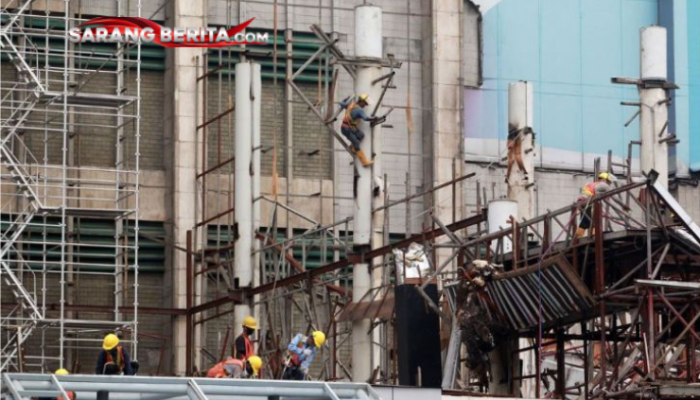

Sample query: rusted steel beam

[656,290,700,343]
[247,213,486,297]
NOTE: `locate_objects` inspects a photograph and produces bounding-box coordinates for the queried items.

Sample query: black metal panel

[395,284,442,388]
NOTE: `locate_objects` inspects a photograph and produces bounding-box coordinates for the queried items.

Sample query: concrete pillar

[640,26,669,189]
[353,4,382,383]
[428,0,464,269]
[234,62,261,337]
[507,81,535,220]
[163,0,206,375]
[505,82,536,397]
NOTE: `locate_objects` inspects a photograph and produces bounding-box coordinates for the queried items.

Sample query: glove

[300,366,309,375]
[302,349,313,357]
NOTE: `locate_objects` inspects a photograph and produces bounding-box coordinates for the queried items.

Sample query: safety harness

[341,102,360,130]
[104,346,125,373]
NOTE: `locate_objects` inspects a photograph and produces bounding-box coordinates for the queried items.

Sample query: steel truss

[0,0,141,372]
[437,172,700,399]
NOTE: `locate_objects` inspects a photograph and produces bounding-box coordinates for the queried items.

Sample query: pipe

[507,81,535,221]
[639,26,669,189]
[251,62,262,348]
[352,4,383,383]
[233,62,257,337]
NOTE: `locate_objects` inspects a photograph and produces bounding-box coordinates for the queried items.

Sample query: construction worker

[38,369,75,400]
[234,316,257,360]
[95,333,135,375]
[206,355,262,379]
[282,331,325,381]
[576,172,614,237]
[339,94,379,167]
[505,124,529,184]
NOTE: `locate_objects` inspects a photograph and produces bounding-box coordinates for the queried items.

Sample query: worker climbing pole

[339,93,380,167]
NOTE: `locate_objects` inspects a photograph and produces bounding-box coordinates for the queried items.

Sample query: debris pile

[455,260,508,386]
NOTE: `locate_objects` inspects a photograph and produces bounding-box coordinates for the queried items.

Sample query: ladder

[0,0,46,372]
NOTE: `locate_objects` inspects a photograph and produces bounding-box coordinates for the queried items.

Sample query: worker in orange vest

[207,355,262,379]
[339,94,380,167]
[234,316,257,360]
[576,172,614,238]
[96,333,135,375]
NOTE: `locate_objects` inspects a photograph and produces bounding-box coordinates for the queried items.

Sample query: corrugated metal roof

[485,256,596,331]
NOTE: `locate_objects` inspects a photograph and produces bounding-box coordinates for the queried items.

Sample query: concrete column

[428,0,464,269]
[505,82,536,397]
[234,62,261,335]
[353,4,382,383]
[163,0,206,375]
[640,26,669,189]
[507,81,535,220]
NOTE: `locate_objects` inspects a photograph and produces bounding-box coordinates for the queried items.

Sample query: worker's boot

[575,228,586,238]
[355,150,373,167]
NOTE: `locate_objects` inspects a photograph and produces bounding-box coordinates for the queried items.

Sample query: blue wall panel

[465,0,660,171]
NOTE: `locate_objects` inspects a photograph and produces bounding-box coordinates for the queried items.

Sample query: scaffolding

[0,0,141,372]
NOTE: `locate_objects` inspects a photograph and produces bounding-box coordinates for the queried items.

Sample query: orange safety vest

[105,346,125,373]
[58,391,76,400]
[207,357,243,378]
[581,181,601,198]
[342,102,360,130]
[233,333,254,360]
[243,334,253,360]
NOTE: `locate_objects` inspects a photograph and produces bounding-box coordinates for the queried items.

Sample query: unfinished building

[2,1,700,400]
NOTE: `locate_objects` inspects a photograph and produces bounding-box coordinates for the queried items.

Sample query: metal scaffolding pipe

[251,62,262,337]
[352,4,383,383]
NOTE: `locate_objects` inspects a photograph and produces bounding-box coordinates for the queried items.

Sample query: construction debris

[453,261,508,389]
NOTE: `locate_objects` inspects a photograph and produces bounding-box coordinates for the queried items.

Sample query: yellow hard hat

[55,368,69,375]
[247,355,263,376]
[312,331,326,348]
[103,333,119,351]
[357,94,370,104]
[598,172,612,182]
[243,316,258,330]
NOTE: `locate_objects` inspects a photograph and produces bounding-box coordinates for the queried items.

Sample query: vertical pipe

[186,230,193,374]
[594,202,607,385]
[234,62,255,336]
[131,0,143,360]
[285,29,294,239]
[556,330,565,398]
[507,81,535,221]
[58,0,70,368]
[252,63,262,342]
[640,26,669,189]
[353,4,382,383]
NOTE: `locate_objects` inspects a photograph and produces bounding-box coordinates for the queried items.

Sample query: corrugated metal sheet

[485,256,596,331]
